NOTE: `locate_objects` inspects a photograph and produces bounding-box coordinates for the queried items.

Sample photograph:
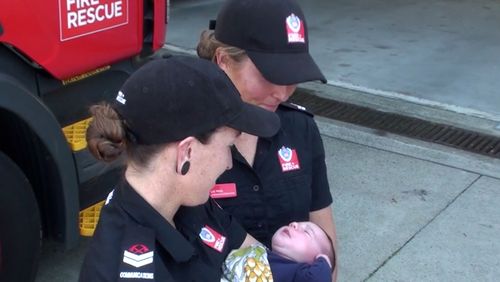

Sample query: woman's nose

[271,85,292,102]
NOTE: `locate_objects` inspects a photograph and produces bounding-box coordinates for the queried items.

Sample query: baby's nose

[289,222,298,229]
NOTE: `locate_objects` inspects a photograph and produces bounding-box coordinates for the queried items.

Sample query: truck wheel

[0,151,41,282]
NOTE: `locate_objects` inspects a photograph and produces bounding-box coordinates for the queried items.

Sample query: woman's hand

[239,233,259,248]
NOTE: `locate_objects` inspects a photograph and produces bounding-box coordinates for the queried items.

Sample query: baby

[222,221,335,282]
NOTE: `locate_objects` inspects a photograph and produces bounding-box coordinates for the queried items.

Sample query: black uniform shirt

[214,103,333,247]
[79,179,246,282]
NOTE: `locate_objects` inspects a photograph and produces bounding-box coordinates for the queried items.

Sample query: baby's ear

[315,254,332,268]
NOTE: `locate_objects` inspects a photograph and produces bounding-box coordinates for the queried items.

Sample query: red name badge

[210,183,237,199]
[199,225,226,252]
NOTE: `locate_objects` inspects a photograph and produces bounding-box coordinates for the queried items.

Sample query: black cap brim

[246,51,327,85]
[227,103,280,138]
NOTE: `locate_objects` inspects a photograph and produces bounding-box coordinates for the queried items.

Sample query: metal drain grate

[290,89,500,159]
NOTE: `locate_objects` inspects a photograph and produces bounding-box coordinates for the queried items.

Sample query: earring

[180,161,190,175]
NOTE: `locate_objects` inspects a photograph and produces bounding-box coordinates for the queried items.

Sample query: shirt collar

[116,180,195,262]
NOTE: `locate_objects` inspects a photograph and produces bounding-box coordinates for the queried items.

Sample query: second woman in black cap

[197,0,337,280]
[78,56,280,281]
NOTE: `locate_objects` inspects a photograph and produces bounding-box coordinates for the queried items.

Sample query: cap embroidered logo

[286,13,305,43]
[116,91,127,105]
[122,244,154,268]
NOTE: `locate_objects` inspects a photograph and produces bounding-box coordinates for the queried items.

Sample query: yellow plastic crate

[62,118,93,151]
[79,200,104,237]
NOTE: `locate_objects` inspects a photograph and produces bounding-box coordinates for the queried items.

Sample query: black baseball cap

[113,56,280,145]
[213,0,327,85]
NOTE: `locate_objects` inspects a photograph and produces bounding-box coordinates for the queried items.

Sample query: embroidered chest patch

[277,146,301,172]
[199,225,226,253]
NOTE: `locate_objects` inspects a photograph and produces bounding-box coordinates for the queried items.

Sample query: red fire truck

[0,1,168,280]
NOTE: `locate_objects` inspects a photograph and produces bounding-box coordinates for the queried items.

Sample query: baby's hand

[315,254,332,268]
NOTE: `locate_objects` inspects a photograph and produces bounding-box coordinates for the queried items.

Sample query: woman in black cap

[197,0,337,279]
[78,56,280,281]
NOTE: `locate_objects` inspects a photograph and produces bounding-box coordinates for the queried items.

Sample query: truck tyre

[0,151,41,282]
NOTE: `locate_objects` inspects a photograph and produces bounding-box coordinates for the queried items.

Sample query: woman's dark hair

[86,103,213,167]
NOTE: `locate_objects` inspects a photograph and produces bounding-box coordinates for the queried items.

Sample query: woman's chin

[259,104,278,112]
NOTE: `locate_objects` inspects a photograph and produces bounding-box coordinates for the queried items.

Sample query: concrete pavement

[369,176,500,281]
[319,118,500,281]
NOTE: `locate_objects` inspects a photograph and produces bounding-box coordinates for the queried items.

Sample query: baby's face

[271,221,329,264]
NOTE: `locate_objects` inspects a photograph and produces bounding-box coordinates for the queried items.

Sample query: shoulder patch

[119,225,156,280]
[279,102,314,117]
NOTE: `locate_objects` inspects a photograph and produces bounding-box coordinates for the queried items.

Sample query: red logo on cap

[286,13,305,43]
